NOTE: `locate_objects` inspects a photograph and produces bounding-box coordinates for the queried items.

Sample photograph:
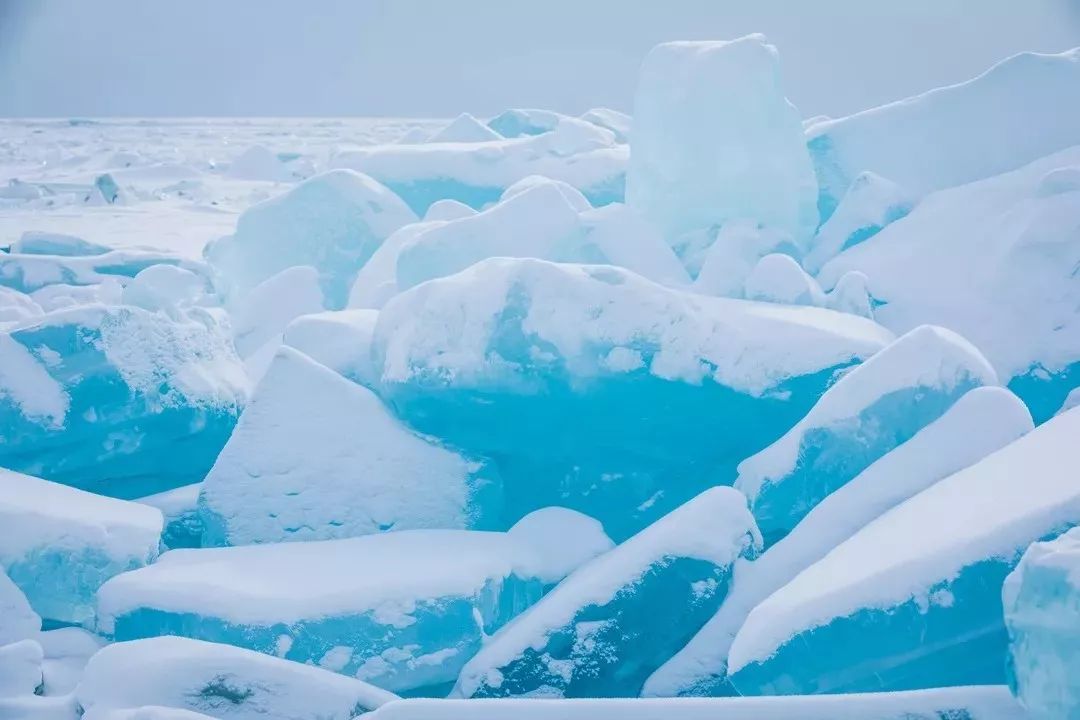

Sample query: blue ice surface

[1008,360,1080,424]
[0,306,243,499]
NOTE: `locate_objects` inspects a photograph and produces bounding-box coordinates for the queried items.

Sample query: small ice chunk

[692,221,800,296]
[826,270,874,319]
[121,265,207,314]
[77,637,397,720]
[423,199,477,222]
[428,113,504,143]
[487,108,566,138]
[743,254,826,307]
[227,145,290,182]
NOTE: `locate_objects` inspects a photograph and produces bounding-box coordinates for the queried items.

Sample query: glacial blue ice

[453,487,760,698]
[198,347,502,546]
[137,484,203,550]
[0,304,246,498]
[11,231,111,257]
[0,468,162,627]
[97,509,611,694]
[736,325,998,544]
[1003,526,1080,720]
[726,405,1080,695]
[373,257,892,539]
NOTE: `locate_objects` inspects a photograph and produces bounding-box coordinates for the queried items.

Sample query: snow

[818,144,1080,421]
[0,248,209,295]
[646,386,1033,697]
[690,220,800,295]
[12,231,110,256]
[38,627,104,696]
[0,286,44,323]
[825,270,873,319]
[198,347,502,546]
[422,199,476,222]
[0,640,43,697]
[500,175,591,211]
[82,708,221,720]
[743,253,825,307]
[808,48,1080,221]
[453,487,760,698]
[736,325,998,542]
[1003,526,1080,719]
[579,108,631,143]
[727,405,1080,694]
[227,145,290,182]
[627,35,818,245]
[487,109,566,138]
[136,483,203,550]
[428,114,503,143]
[77,637,397,720]
[120,264,208,314]
[0,572,40,647]
[366,687,1024,720]
[281,309,379,386]
[229,265,325,359]
[0,468,162,626]
[331,126,626,215]
[205,169,417,309]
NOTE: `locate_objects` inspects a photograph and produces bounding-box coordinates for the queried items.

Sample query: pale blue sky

[2,0,1079,118]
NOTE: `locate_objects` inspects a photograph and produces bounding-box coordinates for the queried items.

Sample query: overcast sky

[2,1,1079,119]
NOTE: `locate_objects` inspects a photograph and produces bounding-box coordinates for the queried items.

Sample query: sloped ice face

[645,386,1033,697]
[373,257,892,540]
[0,305,246,498]
[137,484,203,550]
[627,35,818,246]
[1003,527,1080,720]
[77,637,397,720]
[96,510,611,694]
[453,487,760,699]
[0,468,162,627]
[199,347,502,546]
[205,169,417,309]
[736,325,998,544]
[726,405,1080,696]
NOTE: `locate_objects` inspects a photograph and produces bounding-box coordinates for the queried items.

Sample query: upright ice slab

[627,35,818,246]
[205,170,416,308]
[1004,527,1080,720]
[808,48,1080,221]
[726,406,1080,695]
[736,325,997,544]
[374,257,892,539]
[0,468,162,626]
[97,510,612,694]
[646,386,1033,697]
[0,305,246,498]
[454,487,760,698]
[199,347,502,546]
[77,637,397,720]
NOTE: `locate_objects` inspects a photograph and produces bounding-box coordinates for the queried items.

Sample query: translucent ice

[487,108,566,137]
[428,113,504,143]
[199,347,502,546]
[205,170,417,309]
[726,405,1080,695]
[77,636,397,720]
[736,325,998,544]
[453,487,760,699]
[12,231,110,257]
[808,48,1080,221]
[646,386,1033,697]
[627,35,818,244]
[97,510,611,694]
[374,257,892,539]
[0,305,246,497]
[0,468,162,626]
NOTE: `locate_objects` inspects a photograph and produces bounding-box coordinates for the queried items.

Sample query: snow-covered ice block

[97,510,611,694]
[121,265,209,315]
[205,170,416,309]
[346,219,446,310]
[0,695,78,720]
[0,286,42,324]
[282,309,379,387]
[12,231,110,257]
[804,172,914,274]
[227,145,290,182]
[38,627,104,696]
[0,571,40,647]
[428,114,504,143]
[454,487,760,698]
[690,220,801,295]
[818,145,1080,422]
[366,687,1025,720]
[646,386,1033,697]
[0,249,208,295]
[736,325,998,544]
[500,175,591,211]
[77,637,397,720]
[826,271,874,319]
[743,254,825,307]
[82,708,219,720]
[331,124,625,215]
[30,281,123,313]
[0,305,246,497]
[0,468,162,626]
[487,108,567,138]
[577,204,690,288]
[199,347,501,546]
[808,48,1080,221]
[1004,527,1080,720]
[374,257,892,540]
[230,265,324,359]
[137,484,202,550]
[423,199,476,222]
[726,405,1080,695]
[579,108,631,143]
[0,640,43,697]
[627,35,818,244]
